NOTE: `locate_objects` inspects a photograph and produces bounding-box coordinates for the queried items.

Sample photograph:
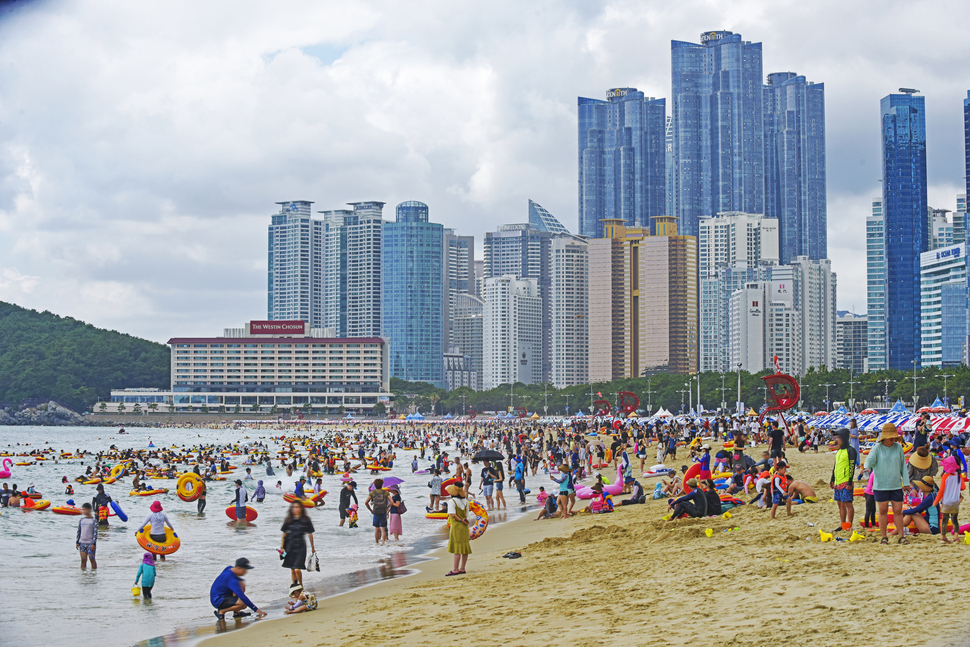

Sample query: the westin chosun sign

[248,320,306,335]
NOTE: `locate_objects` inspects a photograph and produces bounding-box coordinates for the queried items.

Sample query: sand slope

[201,446,968,647]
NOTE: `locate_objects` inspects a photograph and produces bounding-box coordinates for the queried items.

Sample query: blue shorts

[78,542,96,557]
[833,485,854,503]
[772,492,785,506]
[495,482,504,491]
[874,489,903,503]
[483,485,494,497]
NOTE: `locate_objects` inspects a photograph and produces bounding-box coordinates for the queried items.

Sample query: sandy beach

[200,444,970,647]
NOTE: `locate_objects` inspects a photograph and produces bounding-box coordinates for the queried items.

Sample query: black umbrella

[472,449,505,463]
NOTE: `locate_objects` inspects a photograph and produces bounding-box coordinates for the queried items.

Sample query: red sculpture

[758,357,801,433]
[617,391,640,416]
[592,400,611,416]
[515,407,528,419]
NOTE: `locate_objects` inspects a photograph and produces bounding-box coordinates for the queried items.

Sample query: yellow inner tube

[176,473,202,499]
[109,464,126,479]
[136,525,181,555]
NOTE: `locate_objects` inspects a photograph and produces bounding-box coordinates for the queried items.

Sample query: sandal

[445,571,461,576]
[880,537,889,545]
[898,537,910,545]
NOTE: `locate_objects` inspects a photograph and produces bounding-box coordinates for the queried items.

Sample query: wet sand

[199,446,968,647]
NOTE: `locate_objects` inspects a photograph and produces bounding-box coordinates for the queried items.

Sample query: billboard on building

[248,320,306,335]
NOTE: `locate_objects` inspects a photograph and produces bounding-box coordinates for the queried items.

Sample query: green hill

[0,302,169,412]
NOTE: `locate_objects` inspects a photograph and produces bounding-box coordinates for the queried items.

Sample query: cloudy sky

[1,0,968,342]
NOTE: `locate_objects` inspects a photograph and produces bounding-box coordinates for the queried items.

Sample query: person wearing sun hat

[908,444,939,483]
[900,475,940,535]
[864,423,909,544]
[445,482,471,576]
[140,500,176,561]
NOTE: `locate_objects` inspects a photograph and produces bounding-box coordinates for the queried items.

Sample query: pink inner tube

[576,464,625,499]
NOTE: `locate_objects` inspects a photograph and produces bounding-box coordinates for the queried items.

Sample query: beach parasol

[369,476,403,491]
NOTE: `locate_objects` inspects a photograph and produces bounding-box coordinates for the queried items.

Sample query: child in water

[348,503,359,528]
[134,552,156,599]
[283,583,317,614]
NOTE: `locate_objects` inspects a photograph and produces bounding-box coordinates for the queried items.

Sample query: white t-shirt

[447,497,468,515]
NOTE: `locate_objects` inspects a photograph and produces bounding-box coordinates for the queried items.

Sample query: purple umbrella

[369,476,403,491]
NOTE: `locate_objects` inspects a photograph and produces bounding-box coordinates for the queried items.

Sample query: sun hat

[913,475,936,492]
[686,478,698,488]
[445,483,464,496]
[702,444,711,450]
[942,455,958,474]
[289,582,303,594]
[879,423,900,441]
[150,501,163,513]
[909,451,933,470]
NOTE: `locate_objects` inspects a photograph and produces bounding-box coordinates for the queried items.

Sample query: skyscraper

[443,229,475,349]
[381,201,444,386]
[763,72,827,264]
[548,235,588,387]
[698,212,780,372]
[482,276,542,389]
[965,91,969,205]
[866,199,886,371]
[670,31,764,238]
[578,88,666,237]
[268,200,319,326]
[836,313,868,374]
[319,202,385,338]
[528,200,569,234]
[452,293,484,391]
[588,217,697,379]
[881,91,928,370]
[919,243,968,367]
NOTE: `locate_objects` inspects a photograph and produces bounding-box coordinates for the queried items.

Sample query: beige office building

[588,217,697,380]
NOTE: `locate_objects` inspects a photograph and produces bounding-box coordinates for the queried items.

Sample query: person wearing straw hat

[900,476,940,535]
[864,423,909,544]
[908,445,939,483]
[445,482,471,576]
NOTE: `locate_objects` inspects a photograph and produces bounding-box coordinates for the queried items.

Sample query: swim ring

[283,493,315,508]
[130,489,168,496]
[109,464,126,479]
[23,499,51,510]
[176,473,202,502]
[52,505,81,515]
[225,505,258,522]
[136,525,181,555]
[468,500,489,540]
[425,512,449,519]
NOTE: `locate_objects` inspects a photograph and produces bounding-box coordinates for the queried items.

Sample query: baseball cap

[234,557,254,570]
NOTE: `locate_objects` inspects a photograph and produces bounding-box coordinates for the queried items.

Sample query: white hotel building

[106,320,389,414]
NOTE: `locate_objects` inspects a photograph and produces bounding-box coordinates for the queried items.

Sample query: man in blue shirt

[513,457,527,503]
[294,476,307,499]
[210,558,267,620]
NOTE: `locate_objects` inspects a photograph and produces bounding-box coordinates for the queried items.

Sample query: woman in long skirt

[445,483,471,576]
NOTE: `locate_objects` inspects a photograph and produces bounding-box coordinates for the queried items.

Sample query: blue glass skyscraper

[578,88,666,237]
[763,72,827,264]
[670,31,764,238]
[381,201,444,387]
[964,91,969,201]
[881,91,928,370]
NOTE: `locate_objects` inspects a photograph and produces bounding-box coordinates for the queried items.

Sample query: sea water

[0,425,488,647]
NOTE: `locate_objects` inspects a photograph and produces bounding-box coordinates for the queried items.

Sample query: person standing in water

[76,503,97,569]
[197,478,207,514]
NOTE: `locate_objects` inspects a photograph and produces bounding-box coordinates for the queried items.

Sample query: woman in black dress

[280,500,315,587]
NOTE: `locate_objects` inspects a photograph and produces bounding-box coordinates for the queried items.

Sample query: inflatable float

[176,473,202,502]
[22,499,51,510]
[283,493,316,508]
[576,465,626,500]
[468,500,489,540]
[130,489,168,496]
[426,511,449,519]
[110,500,128,522]
[52,505,81,515]
[136,525,181,555]
[226,505,258,522]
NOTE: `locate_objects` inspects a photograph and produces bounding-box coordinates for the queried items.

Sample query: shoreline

[197,497,552,647]
[196,447,970,647]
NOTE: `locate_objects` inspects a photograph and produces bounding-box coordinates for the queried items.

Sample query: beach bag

[306,552,320,572]
[397,497,407,515]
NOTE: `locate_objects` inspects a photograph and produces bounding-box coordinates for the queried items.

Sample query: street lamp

[678,388,688,413]
[940,373,954,406]
[563,394,572,416]
[644,379,656,415]
[686,382,692,415]
[821,383,836,411]
[912,360,922,409]
[878,378,894,406]
[842,369,858,412]
[719,374,728,413]
[695,374,701,414]
[736,363,743,415]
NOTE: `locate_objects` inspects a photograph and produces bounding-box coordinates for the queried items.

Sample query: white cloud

[0,0,968,340]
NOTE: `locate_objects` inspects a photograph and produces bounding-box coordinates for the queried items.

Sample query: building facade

[482,276,542,389]
[548,235,588,387]
[381,201,444,386]
[443,229,475,350]
[920,243,968,367]
[451,294,484,391]
[444,351,478,391]
[268,201,322,327]
[836,313,868,373]
[528,200,569,234]
[698,212,780,372]
[790,256,838,372]
[588,217,698,380]
[729,281,800,375]
[670,31,764,238]
[867,199,886,371]
[763,72,827,264]
[319,202,385,338]
[881,91,928,369]
[578,88,666,237]
[107,321,389,414]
